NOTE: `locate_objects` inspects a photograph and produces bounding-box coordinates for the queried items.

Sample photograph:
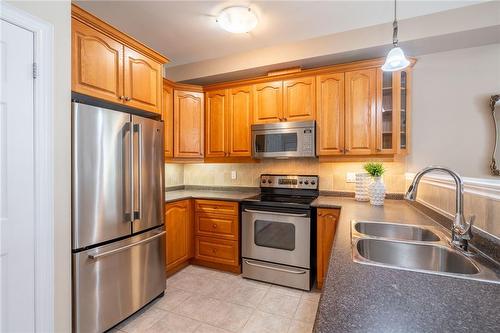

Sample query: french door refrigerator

[71,101,165,333]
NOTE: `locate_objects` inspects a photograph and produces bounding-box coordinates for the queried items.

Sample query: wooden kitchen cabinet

[253,81,283,124]
[344,69,377,155]
[72,18,124,103]
[193,200,240,272]
[317,208,341,289]
[205,90,228,158]
[123,47,163,113]
[204,87,253,159]
[283,76,316,122]
[165,200,193,274]
[174,90,204,158]
[71,5,167,114]
[228,86,253,156]
[162,81,174,158]
[316,73,345,155]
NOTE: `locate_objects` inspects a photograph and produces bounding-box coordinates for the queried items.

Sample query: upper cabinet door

[72,19,124,103]
[253,81,283,124]
[123,47,163,114]
[316,73,345,156]
[283,76,316,122]
[228,86,253,157]
[345,69,377,155]
[162,83,174,158]
[174,90,204,158]
[205,90,228,158]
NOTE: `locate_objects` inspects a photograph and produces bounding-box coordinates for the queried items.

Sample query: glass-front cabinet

[376,68,411,154]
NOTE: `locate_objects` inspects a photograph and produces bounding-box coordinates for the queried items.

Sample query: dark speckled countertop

[311,197,500,333]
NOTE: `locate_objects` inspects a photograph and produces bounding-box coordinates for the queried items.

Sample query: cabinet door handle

[125,96,131,101]
[119,96,125,101]
[212,224,217,229]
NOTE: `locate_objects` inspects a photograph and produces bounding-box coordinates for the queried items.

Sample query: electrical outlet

[346,172,356,183]
[231,170,237,180]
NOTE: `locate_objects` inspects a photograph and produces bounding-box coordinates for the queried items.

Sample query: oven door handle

[244,259,307,274]
[243,209,308,217]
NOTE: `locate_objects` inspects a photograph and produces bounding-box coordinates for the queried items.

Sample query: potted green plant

[363,162,386,206]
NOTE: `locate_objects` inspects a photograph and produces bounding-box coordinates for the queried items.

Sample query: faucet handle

[462,215,475,240]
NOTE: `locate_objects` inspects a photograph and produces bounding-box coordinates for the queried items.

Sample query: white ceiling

[76,0,483,68]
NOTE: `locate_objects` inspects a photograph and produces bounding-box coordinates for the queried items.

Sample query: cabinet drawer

[195,236,239,267]
[194,200,238,216]
[195,213,238,240]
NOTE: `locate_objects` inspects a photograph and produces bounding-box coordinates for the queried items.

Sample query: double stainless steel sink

[351,221,499,283]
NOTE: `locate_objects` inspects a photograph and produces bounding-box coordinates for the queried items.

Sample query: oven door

[242,207,311,268]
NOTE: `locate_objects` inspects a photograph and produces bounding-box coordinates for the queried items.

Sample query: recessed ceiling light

[216,6,258,34]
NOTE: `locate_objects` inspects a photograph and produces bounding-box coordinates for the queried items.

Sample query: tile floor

[112,265,321,333]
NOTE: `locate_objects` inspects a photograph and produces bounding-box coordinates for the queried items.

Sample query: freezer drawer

[73,228,166,333]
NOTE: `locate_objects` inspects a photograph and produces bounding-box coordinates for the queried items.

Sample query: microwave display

[255,133,298,153]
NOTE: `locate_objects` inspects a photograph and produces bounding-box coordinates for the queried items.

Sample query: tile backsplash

[166,158,407,193]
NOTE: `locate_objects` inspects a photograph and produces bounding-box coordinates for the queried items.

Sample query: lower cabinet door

[195,236,239,267]
[165,200,193,272]
[317,208,340,289]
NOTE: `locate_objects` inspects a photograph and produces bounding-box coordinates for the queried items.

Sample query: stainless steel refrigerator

[71,101,166,333]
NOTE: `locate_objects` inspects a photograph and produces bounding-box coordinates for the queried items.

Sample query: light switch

[231,170,237,180]
[346,172,356,183]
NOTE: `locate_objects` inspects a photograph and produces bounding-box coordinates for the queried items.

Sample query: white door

[0,19,36,332]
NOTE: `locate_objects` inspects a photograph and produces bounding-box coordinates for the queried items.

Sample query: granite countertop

[311,197,500,333]
[165,189,259,203]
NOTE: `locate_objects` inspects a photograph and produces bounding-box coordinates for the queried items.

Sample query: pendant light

[382,0,410,72]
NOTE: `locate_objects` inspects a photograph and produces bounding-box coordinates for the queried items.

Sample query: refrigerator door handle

[124,121,133,222]
[129,120,135,222]
[88,231,165,260]
[134,123,143,220]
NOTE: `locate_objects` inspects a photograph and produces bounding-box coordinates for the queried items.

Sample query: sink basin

[355,238,479,275]
[354,221,441,242]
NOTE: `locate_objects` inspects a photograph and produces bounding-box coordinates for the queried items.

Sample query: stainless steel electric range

[241,174,319,291]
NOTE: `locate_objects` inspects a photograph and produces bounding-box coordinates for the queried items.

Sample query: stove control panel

[260,174,319,190]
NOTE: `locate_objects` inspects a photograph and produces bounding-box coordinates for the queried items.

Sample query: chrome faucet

[405,166,474,251]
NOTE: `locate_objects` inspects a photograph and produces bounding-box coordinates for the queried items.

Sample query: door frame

[1,3,55,332]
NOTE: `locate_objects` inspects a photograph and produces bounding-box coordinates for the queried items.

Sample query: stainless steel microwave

[251,120,316,158]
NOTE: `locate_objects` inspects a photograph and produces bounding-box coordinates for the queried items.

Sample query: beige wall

[409,43,500,178]
[407,44,500,238]
[7,1,72,332]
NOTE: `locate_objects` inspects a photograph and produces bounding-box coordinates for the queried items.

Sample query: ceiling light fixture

[216,6,258,34]
[382,0,410,72]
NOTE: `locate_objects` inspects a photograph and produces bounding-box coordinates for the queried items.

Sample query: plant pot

[369,176,386,206]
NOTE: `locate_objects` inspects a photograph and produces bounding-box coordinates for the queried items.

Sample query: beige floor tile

[174,294,221,323]
[154,288,194,311]
[294,299,319,323]
[301,289,321,303]
[269,284,304,297]
[288,320,314,333]
[183,265,220,279]
[224,283,268,308]
[194,324,231,333]
[257,291,301,318]
[119,307,166,333]
[211,302,254,332]
[144,311,201,333]
[242,310,290,333]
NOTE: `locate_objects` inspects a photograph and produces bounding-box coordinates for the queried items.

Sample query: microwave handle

[243,209,308,217]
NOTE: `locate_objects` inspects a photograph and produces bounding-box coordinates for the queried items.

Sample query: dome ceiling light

[382,0,410,72]
[216,6,258,34]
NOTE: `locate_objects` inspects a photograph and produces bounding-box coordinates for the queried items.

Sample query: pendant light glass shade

[381,46,410,72]
[216,6,258,33]
[382,0,410,72]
